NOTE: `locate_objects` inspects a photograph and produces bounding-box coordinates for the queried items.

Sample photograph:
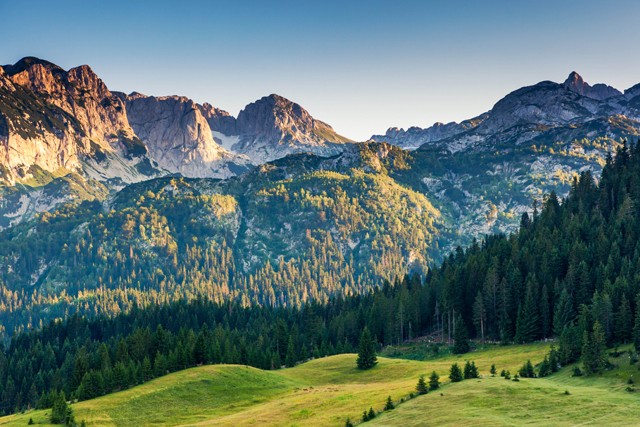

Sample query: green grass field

[1,342,639,426]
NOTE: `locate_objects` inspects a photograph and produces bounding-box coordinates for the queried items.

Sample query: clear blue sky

[1,0,639,140]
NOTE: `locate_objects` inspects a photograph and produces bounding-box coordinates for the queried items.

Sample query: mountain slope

[0,142,440,336]
[371,72,640,244]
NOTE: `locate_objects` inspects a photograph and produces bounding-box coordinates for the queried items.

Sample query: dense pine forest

[2,142,640,415]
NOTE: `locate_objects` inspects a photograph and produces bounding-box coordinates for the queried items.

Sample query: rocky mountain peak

[2,56,65,77]
[563,71,621,100]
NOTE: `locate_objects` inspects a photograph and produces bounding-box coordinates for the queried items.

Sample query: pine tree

[472,291,486,343]
[519,360,535,378]
[449,363,463,382]
[490,364,497,376]
[538,356,551,377]
[633,293,640,352]
[453,315,470,354]
[285,336,297,368]
[362,410,369,422]
[553,288,574,337]
[50,391,69,424]
[548,345,559,372]
[384,395,395,410]
[416,375,428,395]
[345,418,354,427]
[514,280,539,343]
[356,328,377,370]
[368,407,376,420]
[582,320,607,375]
[470,361,479,378]
[464,361,473,379]
[615,295,632,343]
[429,371,440,390]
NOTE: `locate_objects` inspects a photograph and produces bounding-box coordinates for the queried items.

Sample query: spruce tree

[470,361,479,378]
[416,375,428,394]
[368,407,376,420]
[429,371,440,390]
[50,391,68,424]
[285,336,297,368]
[384,395,395,410]
[634,293,640,352]
[356,328,377,370]
[463,361,473,379]
[582,320,607,375]
[553,289,574,336]
[519,360,535,378]
[453,315,470,354]
[449,363,463,382]
[490,364,497,376]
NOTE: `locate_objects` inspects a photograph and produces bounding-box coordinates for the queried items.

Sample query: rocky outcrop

[0,57,155,186]
[118,93,249,178]
[563,71,622,101]
[216,94,353,163]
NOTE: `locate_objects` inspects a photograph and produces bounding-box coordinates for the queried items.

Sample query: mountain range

[1,57,640,337]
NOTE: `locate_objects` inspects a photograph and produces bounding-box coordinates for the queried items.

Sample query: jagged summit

[563,71,622,100]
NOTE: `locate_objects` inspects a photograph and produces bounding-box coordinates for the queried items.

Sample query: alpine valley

[1,57,639,339]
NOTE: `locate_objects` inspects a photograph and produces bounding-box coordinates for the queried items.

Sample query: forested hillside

[0,143,440,339]
[1,142,640,415]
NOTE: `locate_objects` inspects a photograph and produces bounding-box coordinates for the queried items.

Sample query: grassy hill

[3,341,636,426]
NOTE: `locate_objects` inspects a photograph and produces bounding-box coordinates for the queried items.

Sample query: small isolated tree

[416,375,429,395]
[362,410,369,422]
[429,371,440,390]
[449,363,463,382]
[470,361,479,378]
[357,328,377,370]
[367,407,376,420]
[345,418,354,427]
[453,315,470,354]
[384,395,395,410]
[464,361,473,379]
[490,364,497,376]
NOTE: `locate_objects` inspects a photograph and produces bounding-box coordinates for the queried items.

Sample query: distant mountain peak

[564,71,588,93]
[563,71,621,100]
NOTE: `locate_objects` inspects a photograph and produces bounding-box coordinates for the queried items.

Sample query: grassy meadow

[1,342,639,426]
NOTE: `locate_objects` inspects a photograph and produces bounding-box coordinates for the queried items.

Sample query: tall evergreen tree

[356,328,377,370]
[453,315,470,354]
[582,321,607,375]
[428,371,440,390]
